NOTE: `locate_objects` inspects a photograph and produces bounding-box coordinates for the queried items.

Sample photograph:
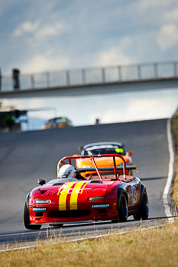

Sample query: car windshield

[83,144,126,156]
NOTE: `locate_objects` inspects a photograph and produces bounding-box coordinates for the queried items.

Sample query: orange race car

[75,142,133,178]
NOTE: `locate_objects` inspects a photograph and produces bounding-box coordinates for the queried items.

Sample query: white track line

[163,118,175,222]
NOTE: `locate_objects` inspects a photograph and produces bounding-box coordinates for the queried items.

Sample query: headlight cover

[35,199,51,204]
[88,196,105,201]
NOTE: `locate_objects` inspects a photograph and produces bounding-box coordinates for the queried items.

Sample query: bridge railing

[1,61,178,92]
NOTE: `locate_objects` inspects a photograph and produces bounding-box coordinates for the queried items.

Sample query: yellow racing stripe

[70,182,88,210]
[58,182,76,211]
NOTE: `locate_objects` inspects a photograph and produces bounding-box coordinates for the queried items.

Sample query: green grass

[0,221,178,267]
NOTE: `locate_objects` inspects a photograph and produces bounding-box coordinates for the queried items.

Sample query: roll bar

[57,154,127,180]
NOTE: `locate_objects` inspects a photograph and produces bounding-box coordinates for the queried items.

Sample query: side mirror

[38,179,46,186]
[128,151,133,156]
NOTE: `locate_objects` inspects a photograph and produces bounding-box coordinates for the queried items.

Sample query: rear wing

[57,154,137,180]
[75,165,137,173]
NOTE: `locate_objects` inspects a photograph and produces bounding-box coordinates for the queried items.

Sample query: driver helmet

[58,164,75,179]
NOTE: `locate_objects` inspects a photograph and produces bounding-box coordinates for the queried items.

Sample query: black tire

[134,191,149,220]
[24,202,41,230]
[112,193,128,223]
[118,193,128,222]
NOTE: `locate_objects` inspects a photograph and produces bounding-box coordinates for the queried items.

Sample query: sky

[0,0,178,127]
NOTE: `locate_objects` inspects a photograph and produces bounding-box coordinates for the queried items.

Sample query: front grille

[98,209,107,214]
[35,212,44,217]
[48,210,90,218]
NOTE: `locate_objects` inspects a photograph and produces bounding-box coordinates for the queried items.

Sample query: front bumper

[29,201,118,225]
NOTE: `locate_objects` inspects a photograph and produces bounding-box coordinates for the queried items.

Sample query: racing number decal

[131,185,137,204]
[58,182,88,211]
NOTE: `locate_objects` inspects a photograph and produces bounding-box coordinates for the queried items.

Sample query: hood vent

[90,180,103,183]
[52,182,65,186]
[40,190,48,195]
[35,188,50,197]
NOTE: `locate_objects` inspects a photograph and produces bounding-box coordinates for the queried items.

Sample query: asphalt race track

[0,119,171,248]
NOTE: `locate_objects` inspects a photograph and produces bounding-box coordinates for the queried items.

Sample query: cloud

[94,38,134,67]
[164,8,178,23]
[134,0,176,11]
[13,21,40,36]
[95,49,130,66]
[21,52,69,73]
[13,20,67,38]
[1,0,178,75]
[157,24,178,51]
[102,94,177,124]
[36,23,66,38]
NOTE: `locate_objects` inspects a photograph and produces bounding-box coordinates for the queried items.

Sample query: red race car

[24,154,149,230]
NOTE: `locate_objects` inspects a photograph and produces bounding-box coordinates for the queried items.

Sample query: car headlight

[88,197,105,201]
[35,199,51,204]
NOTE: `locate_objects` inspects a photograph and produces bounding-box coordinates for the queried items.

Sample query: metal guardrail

[1,61,178,92]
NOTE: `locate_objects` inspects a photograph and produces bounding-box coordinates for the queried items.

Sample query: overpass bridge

[0,61,178,99]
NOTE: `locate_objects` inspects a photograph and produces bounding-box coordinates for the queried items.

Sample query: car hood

[31,180,120,207]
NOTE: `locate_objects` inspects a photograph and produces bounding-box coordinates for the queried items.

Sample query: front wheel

[24,202,41,230]
[118,193,128,222]
[134,191,149,220]
[112,193,128,223]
